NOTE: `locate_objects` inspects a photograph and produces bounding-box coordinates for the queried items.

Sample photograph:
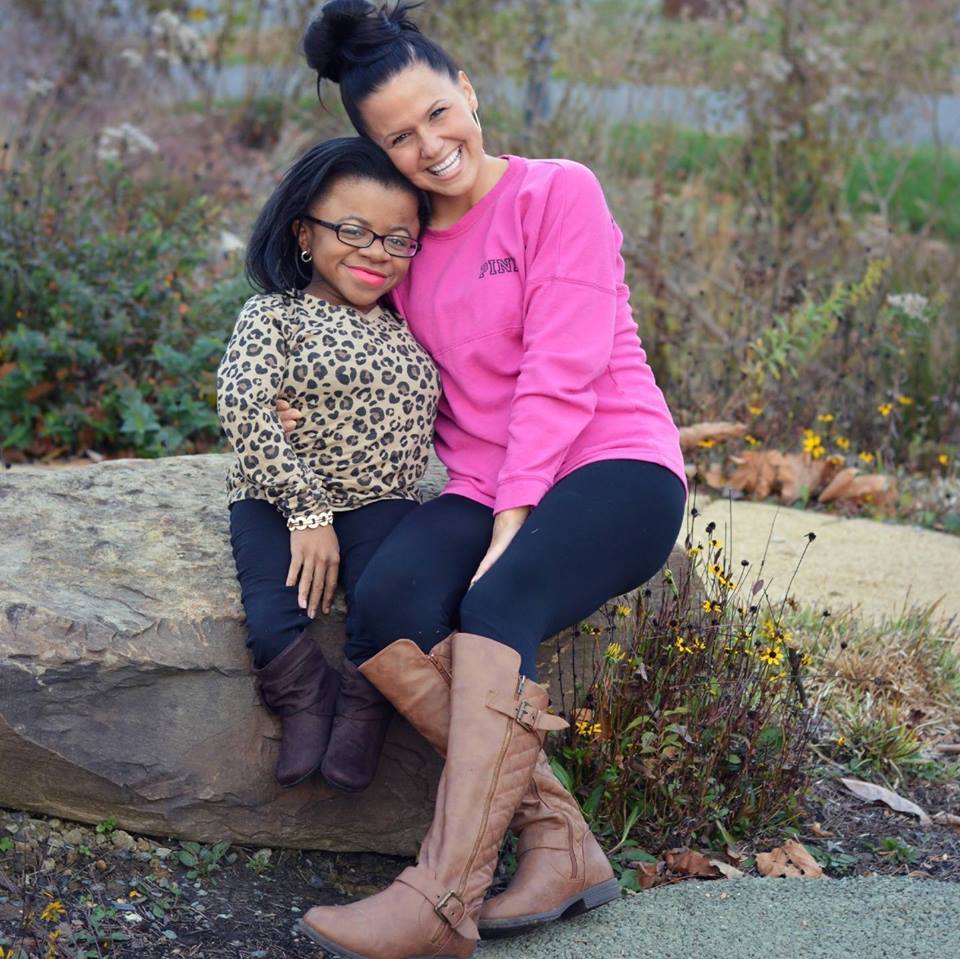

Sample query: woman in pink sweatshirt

[286,4,687,958]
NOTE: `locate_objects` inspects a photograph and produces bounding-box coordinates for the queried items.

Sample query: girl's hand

[470,507,530,587]
[276,398,304,434]
[287,525,340,617]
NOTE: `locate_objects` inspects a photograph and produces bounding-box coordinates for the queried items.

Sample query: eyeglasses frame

[301,215,422,258]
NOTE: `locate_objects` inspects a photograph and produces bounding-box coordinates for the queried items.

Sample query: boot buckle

[434,889,467,927]
[515,699,538,731]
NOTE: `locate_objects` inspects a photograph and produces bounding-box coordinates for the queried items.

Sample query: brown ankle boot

[298,632,567,959]
[253,633,339,788]
[359,636,618,939]
[321,659,394,792]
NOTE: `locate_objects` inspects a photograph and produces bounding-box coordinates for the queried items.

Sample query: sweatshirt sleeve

[493,164,620,513]
[216,296,334,529]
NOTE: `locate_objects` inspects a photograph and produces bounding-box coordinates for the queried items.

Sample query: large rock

[0,454,684,853]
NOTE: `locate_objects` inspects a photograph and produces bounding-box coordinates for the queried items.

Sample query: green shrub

[0,141,249,458]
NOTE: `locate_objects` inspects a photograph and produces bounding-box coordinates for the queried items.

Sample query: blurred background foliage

[1,0,958,489]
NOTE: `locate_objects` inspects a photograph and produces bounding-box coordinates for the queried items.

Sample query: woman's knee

[351,565,450,648]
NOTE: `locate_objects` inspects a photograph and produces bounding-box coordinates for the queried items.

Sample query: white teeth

[428,146,462,176]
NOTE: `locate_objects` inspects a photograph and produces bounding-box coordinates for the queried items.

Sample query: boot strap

[395,867,480,940]
[486,692,569,732]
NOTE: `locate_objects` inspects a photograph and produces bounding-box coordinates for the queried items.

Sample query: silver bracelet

[288,510,334,531]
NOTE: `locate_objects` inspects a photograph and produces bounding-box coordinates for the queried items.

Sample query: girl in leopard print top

[216,137,439,793]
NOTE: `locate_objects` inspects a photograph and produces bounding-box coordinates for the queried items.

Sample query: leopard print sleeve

[217,295,333,530]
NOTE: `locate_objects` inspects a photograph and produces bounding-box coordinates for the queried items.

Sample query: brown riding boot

[360,636,618,939]
[298,632,567,959]
[321,659,395,792]
[253,633,339,788]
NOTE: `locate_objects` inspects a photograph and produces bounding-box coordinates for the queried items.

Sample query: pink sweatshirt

[392,154,686,513]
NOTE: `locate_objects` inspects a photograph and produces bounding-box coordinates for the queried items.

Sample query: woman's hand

[287,525,340,618]
[276,398,304,434]
[470,506,530,587]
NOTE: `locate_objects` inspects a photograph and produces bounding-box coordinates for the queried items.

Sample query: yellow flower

[675,635,693,655]
[40,900,66,922]
[836,735,846,748]
[707,563,723,578]
[877,402,893,417]
[896,395,913,406]
[757,646,782,666]
[576,720,602,737]
[687,545,702,557]
[605,642,626,662]
[697,438,716,448]
[129,889,142,898]
[744,434,760,446]
[709,538,723,550]
[748,404,764,417]
[938,453,950,466]
[188,7,208,20]
[614,605,631,618]
[702,600,722,614]
[834,435,850,450]
[800,653,812,667]
[858,451,875,464]
[817,413,835,423]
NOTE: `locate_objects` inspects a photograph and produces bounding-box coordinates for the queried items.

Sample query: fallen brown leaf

[664,847,722,878]
[808,822,834,839]
[709,859,745,880]
[727,450,784,500]
[819,471,898,510]
[756,840,824,879]
[703,462,728,490]
[932,812,960,832]
[934,743,960,755]
[777,452,830,503]
[679,421,748,450]
[725,844,745,866]
[839,777,931,824]
[634,860,667,889]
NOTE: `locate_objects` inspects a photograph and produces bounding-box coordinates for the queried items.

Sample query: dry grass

[795,604,960,785]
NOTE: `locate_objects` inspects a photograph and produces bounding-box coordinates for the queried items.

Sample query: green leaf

[583,783,605,817]
[548,756,574,792]
[619,847,657,863]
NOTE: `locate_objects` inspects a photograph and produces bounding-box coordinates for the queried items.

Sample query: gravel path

[477,877,960,959]
[687,497,960,626]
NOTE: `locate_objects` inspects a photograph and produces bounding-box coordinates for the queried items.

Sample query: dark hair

[303,1,460,135]
[245,135,430,294]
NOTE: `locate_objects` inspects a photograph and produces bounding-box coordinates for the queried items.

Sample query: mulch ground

[1,771,958,959]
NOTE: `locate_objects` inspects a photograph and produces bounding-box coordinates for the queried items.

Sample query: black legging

[229,497,419,668]
[346,460,686,677]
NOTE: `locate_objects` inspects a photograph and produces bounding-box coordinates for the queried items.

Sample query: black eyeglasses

[302,215,422,258]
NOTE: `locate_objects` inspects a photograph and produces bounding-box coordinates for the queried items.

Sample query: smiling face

[295,176,420,312]
[358,62,505,225]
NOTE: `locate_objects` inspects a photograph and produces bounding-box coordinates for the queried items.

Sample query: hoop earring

[300,249,312,263]
[472,109,482,132]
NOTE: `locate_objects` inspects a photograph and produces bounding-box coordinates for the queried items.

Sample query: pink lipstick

[347,266,388,287]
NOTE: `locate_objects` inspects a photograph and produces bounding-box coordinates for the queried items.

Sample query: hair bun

[304,0,421,84]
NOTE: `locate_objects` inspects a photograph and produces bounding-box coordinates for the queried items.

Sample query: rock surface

[0,454,681,854]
